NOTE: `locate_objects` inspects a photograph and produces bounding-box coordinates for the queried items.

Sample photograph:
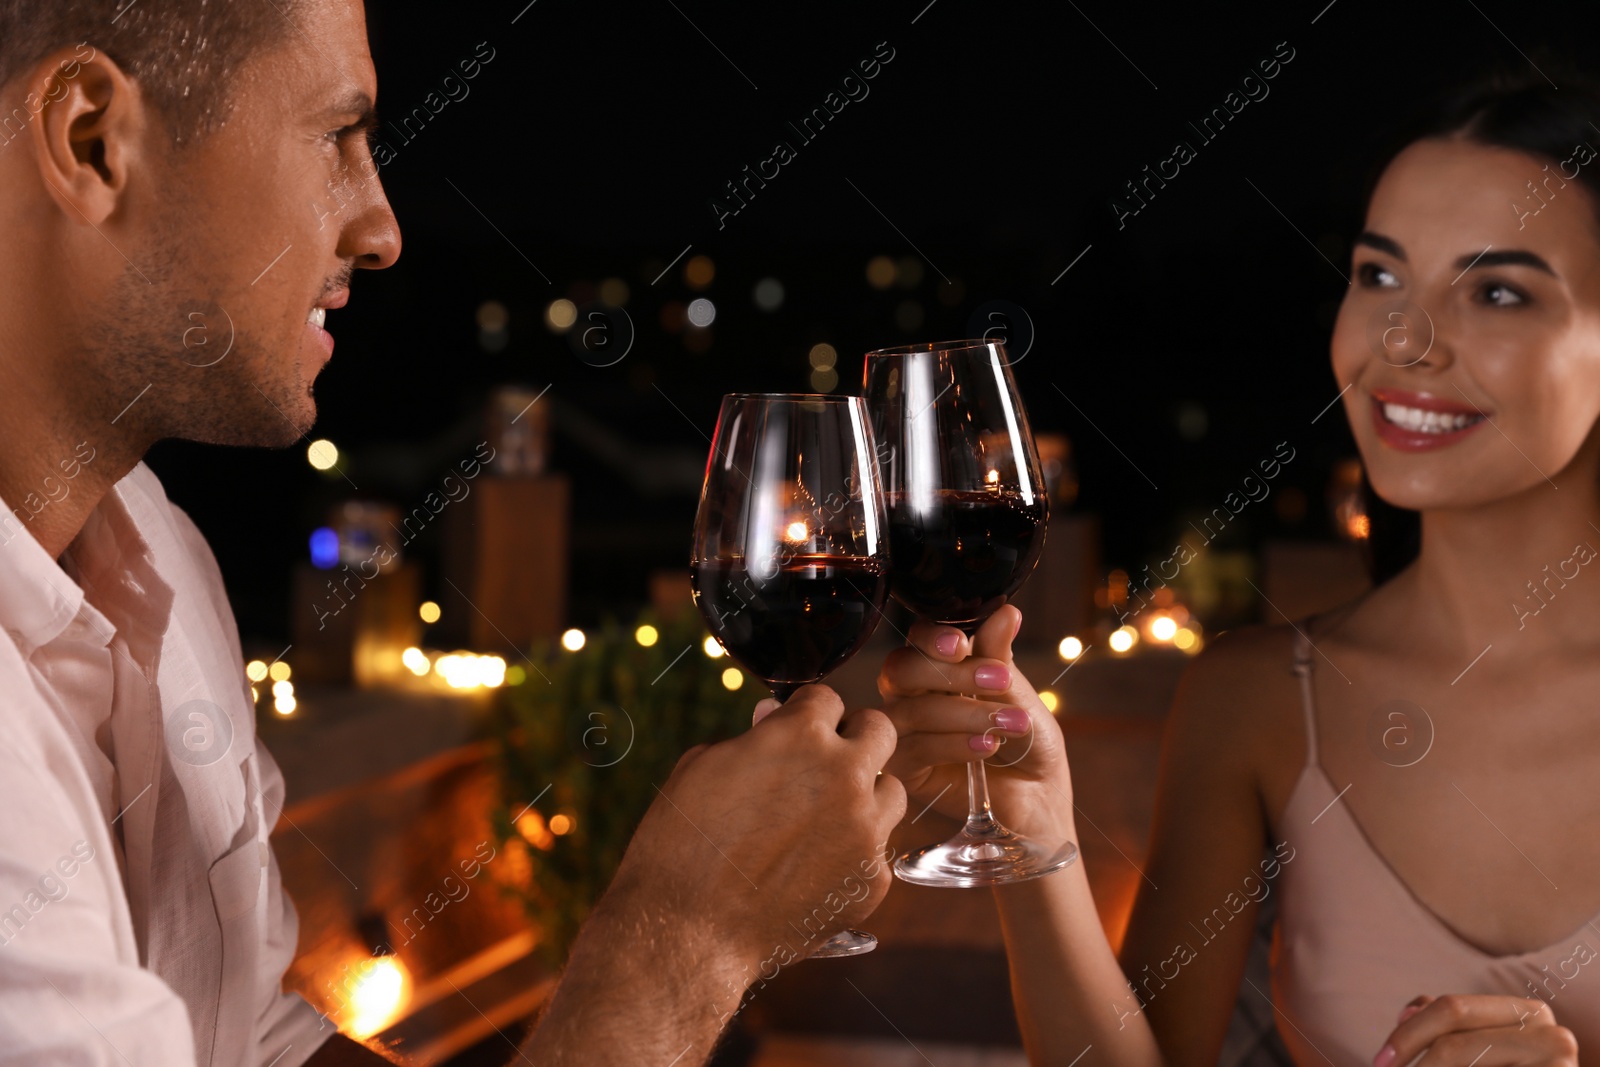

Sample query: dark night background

[144,0,1600,649]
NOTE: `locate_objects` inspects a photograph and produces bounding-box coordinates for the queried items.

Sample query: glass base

[894,822,1078,888]
[808,929,877,958]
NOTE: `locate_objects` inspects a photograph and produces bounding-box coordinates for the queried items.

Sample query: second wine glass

[865,339,1079,888]
[689,393,891,956]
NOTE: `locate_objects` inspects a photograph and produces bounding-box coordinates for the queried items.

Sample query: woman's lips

[1368,389,1488,452]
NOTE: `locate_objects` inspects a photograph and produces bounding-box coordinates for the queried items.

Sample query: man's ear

[28,44,148,227]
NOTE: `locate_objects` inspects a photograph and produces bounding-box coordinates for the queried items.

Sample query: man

[0,1,906,1064]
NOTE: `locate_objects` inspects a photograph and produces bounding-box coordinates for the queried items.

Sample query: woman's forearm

[994,832,1165,1067]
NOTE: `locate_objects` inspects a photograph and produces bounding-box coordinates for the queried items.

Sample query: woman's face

[1330,136,1600,510]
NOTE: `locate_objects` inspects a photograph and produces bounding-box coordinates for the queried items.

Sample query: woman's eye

[1479,281,1526,307]
[1357,262,1399,288]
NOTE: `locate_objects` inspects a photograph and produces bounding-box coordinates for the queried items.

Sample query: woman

[880,68,1600,1066]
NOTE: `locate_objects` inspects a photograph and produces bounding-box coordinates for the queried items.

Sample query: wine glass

[690,393,891,957]
[864,339,1078,888]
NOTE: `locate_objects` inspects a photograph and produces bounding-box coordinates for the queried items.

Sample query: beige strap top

[1268,628,1600,1065]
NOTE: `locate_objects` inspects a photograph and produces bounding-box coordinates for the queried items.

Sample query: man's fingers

[838,707,898,769]
[765,683,846,728]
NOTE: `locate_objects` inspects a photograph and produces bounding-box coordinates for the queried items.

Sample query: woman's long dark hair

[1356,56,1600,585]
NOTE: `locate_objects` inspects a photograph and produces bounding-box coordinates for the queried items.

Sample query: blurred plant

[488,610,752,968]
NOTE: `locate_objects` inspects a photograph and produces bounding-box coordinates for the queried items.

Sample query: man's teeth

[308,307,326,329]
[1382,401,1483,434]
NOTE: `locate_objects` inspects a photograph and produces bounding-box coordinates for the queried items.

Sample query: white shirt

[0,463,329,1066]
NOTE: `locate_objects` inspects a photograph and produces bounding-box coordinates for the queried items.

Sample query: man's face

[94,0,399,448]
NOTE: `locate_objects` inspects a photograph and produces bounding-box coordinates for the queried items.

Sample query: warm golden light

[561,628,586,652]
[721,667,744,691]
[274,695,296,716]
[433,652,507,689]
[245,660,268,682]
[1039,690,1060,713]
[401,647,430,676]
[506,665,527,686]
[268,661,291,682]
[703,636,725,658]
[985,468,1000,485]
[418,601,441,624]
[307,439,338,471]
[344,956,411,1041]
[685,254,716,288]
[1150,616,1178,642]
[635,624,659,647]
[546,298,577,331]
[549,814,573,836]
[808,343,837,370]
[865,255,896,289]
[1348,513,1371,539]
[1109,626,1137,653]
[516,810,555,851]
[1174,627,1200,653]
[1057,636,1084,661]
[272,679,293,699]
[784,521,809,542]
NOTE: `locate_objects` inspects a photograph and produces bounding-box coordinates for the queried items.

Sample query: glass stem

[965,757,1001,837]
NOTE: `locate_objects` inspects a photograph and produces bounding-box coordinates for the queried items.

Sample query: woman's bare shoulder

[1162,619,1311,772]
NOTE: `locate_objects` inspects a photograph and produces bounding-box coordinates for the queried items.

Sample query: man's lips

[305,290,347,359]
[1368,387,1489,452]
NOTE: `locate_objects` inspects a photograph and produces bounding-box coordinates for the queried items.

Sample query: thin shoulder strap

[1290,623,1318,768]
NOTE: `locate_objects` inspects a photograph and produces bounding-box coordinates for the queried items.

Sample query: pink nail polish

[974,664,1010,690]
[1373,1044,1396,1067]
[935,632,960,656]
[993,707,1029,732]
[968,734,996,752]
[1397,1004,1420,1025]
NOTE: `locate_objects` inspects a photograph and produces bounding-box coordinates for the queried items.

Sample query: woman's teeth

[308,307,326,329]
[1381,401,1483,434]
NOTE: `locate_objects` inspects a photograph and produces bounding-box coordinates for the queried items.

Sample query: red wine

[886,488,1048,630]
[691,554,889,698]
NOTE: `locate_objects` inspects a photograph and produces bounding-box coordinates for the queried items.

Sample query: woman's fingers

[881,693,1032,739]
[1379,995,1569,1067]
[886,731,1015,780]
[879,646,1021,700]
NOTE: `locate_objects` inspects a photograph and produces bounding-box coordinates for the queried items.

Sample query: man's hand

[606,683,906,967]
[1376,994,1578,1066]
[520,684,905,1066]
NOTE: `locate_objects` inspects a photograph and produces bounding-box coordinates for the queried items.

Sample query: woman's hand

[871,604,1074,838]
[1375,994,1578,1066]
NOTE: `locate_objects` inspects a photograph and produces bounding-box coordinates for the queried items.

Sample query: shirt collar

[0,468,175,661]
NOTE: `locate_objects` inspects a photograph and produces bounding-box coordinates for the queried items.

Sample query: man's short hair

[0,0,298,145]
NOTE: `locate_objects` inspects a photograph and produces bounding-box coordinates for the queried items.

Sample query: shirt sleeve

[249,742,334,1067]
[0,711,196,1066]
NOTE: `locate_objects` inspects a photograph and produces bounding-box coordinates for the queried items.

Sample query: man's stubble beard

[83,221,316,450]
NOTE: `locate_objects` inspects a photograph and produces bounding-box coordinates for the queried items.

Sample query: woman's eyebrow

[1355,231,1405,259]
[1456,249,1556,276]
[1354,231,1557,277]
